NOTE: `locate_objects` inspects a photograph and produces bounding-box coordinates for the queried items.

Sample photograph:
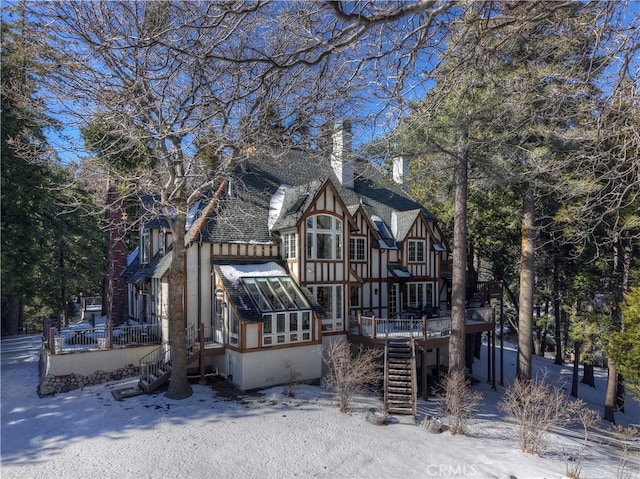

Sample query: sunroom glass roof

[241,276,311,312]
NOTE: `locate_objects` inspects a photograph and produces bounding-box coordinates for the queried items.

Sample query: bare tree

[322,339,382,413]
[438,369,483,435]
[17,0,638,401]
[498,375,574,455]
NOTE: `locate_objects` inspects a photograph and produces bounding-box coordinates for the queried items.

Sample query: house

[122,122,496,399]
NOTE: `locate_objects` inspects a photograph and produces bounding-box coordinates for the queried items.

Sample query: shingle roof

[122,250,172,283]
[194,148,436,245]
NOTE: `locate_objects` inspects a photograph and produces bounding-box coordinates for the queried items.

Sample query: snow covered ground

[1,334,638,479]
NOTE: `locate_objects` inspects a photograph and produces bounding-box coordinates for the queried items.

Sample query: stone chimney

[392,155,411,185]
[106,187,128,326]
[331,120,354,188]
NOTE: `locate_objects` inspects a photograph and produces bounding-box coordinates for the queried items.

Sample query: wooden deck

[348,307,494,348]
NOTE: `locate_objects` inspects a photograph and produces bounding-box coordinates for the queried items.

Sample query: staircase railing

[409,338,417,420]
[139,340,171,388]
[383,338,389,406]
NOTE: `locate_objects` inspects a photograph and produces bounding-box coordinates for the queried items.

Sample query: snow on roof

[218,262,287,284]
[268,184,292,231]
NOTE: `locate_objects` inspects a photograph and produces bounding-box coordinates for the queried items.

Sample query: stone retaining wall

[39,364,140,396]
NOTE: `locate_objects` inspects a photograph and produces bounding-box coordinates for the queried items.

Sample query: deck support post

[422,349,428,400]
[198,323,206,384]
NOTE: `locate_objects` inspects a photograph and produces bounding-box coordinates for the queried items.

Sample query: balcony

[348,307,493,342]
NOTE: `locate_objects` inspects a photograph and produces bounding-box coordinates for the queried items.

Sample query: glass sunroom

[241,276,313,346]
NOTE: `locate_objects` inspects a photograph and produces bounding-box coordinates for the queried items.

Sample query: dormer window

[372,215,395,248]
[159,231,165,256]
[140,227,150,264]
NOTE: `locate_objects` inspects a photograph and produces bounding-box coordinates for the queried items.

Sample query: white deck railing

[351,307,492,340]
[50,323,161,354]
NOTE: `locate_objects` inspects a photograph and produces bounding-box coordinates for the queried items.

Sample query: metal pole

[499,282,504,386]
[492,305,496,390]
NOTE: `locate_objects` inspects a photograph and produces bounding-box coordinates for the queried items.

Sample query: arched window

[306,214,343,260]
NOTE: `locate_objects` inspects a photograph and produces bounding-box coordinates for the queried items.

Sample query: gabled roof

[192,148,437,245]
[122,250,172,283]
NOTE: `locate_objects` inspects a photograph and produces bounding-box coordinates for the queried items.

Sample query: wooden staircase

[138,324,202,393]
[384,339,417,420]
[139,342,172,393]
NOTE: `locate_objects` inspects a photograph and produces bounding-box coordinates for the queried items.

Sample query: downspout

[197,243,201,327]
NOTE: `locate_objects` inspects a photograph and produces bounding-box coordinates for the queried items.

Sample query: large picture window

[403,282,434,310]
[311,284,343,332]
[306,215,342,260]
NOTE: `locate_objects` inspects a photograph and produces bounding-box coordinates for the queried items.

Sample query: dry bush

[611,424,639,479]
[498,376,573,455]
[438,370,483,435]
[565,399,601,479]
[322,339,382,413]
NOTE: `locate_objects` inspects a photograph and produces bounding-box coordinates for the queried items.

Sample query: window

[372,215,395,248]
[240,276,313,347]
[408,240,425,262]
[403,282,434,310]
[283,233,297,259]
[350,286,361,308]
[140,228,150,264]
[306,215,342,260]
[159,231,165,256]
[311,284,343,332]
[262,311,312,346]
[242,277,310,312]
[349,237,366,261]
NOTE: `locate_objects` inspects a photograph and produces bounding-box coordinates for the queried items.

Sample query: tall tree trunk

[604,236,622,422]
[571,340,581,398]
[616,238,632,413]
[59,239,67,326]
[581,332,595,388]
[165,213,193,400]
[3,298,21,336]
[517,186,535,381]
[553,254,563,364]
[616,374,625,413]
[604,357,617,423]
[449,150,468,375]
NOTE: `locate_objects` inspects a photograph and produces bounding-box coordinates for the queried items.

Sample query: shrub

[322,339,382,412]
[438,369,482,435]
[498,376,573,455]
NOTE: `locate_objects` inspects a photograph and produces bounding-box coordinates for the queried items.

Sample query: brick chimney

[106,187,128,326]
[331,120,354,188]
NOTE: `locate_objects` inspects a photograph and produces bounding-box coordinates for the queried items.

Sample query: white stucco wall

[219,344,322,391]
[43,345,158,377]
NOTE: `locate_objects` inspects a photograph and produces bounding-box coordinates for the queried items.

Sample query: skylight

[241,276,311,312]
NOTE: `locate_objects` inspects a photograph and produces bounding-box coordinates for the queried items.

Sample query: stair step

[388,386,412,393]
[388,376,411,381]
[389,409,413,416]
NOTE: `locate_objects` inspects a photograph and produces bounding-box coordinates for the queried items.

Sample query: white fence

[51,323,161,354]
